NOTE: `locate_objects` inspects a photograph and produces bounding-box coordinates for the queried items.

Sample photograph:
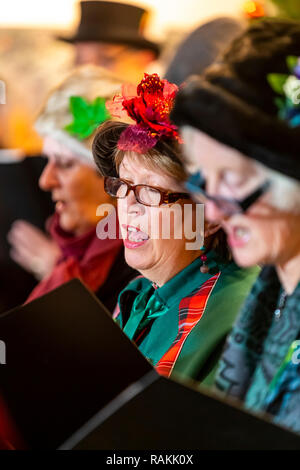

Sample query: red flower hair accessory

[106,73,182,153]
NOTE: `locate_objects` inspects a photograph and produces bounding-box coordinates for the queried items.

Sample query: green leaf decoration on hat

[64,96,111,140]
[267,73,289,95]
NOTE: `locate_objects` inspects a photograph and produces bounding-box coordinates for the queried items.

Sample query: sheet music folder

[0,156,54,310]
[0,279,152,449]
[61,372,300,450]
[0,279,299,450]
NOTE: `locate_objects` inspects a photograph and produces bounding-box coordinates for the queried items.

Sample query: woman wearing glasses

[93,74,259,384]
[172,19,300,432]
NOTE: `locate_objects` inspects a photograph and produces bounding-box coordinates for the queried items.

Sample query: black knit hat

[171,19,300,181]
[58,1,160,57]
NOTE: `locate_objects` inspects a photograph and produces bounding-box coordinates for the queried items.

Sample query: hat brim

[56,33,160,57]
[171,77,300,182]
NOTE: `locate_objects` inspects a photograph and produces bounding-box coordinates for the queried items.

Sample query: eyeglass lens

[105,178,162,206]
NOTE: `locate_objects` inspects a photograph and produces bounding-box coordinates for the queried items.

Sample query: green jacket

[116,252,259,385]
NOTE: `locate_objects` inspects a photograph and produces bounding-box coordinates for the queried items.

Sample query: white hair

[255,161,300,212]
[35,65,125,167]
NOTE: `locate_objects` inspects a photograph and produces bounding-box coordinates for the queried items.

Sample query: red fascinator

[106,73,182,153]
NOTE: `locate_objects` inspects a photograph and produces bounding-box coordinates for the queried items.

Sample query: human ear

[204,221,221,238]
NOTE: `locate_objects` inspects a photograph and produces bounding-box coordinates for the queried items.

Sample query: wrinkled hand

[7,220,61,280]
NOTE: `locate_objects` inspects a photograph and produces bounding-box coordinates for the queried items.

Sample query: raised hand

[7,220,61,280]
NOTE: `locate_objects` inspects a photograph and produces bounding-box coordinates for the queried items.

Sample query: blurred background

[0,0,242,153]
[1,0,299,153]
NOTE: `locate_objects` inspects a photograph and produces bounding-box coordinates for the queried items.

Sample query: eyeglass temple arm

[239,180,271,212]
[166,193,190,203]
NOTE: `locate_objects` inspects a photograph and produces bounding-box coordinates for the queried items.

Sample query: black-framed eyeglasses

[104,176,191,207]
[185,171,271,216]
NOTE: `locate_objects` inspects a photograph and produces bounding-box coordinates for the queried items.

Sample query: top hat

[57,1,160,57]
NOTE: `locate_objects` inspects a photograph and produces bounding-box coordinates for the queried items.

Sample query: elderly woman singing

[93,73,259,385]
[171,19,300,433]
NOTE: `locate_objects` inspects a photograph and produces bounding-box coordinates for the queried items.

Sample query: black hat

[165,17,243,86]
[171,19,300,181]
[57,1,160,57]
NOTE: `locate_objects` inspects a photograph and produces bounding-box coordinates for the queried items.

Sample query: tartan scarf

[156,273,220,377]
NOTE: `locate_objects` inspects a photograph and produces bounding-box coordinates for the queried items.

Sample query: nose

[128,188,145,215]
[39,161,59,191]
[121,187,145,217]
[201,174,227,222]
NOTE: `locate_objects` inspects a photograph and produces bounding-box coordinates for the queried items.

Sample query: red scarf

[26,213,122,303]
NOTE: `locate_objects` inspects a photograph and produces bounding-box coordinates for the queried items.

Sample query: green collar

[120,251,223,342]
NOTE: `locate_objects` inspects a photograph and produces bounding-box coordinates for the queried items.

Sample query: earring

[200,254,209,273]
[200,245,209,273]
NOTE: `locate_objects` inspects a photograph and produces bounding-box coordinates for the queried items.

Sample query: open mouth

[227,226,251,248]
[56,201,64,211]
[122,224,149,248]
[54,199,67,213]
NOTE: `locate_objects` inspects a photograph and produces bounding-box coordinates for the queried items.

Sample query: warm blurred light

[0,0,243,38]
[142,0,242,38]
[0,0,75,28]
[243,1,265,19]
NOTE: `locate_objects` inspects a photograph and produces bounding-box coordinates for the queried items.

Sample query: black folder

[61,373,300,450]
[0,279,152,449]
[0,279,300,450]
[0,155,54,311]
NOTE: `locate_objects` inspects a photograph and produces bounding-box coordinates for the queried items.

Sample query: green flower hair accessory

[267,55,300,127]
[64,96,111,140]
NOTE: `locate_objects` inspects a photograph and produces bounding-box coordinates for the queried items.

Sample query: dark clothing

[215,266,300,434]
[0,155,54,312]
[95,246,138,312]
